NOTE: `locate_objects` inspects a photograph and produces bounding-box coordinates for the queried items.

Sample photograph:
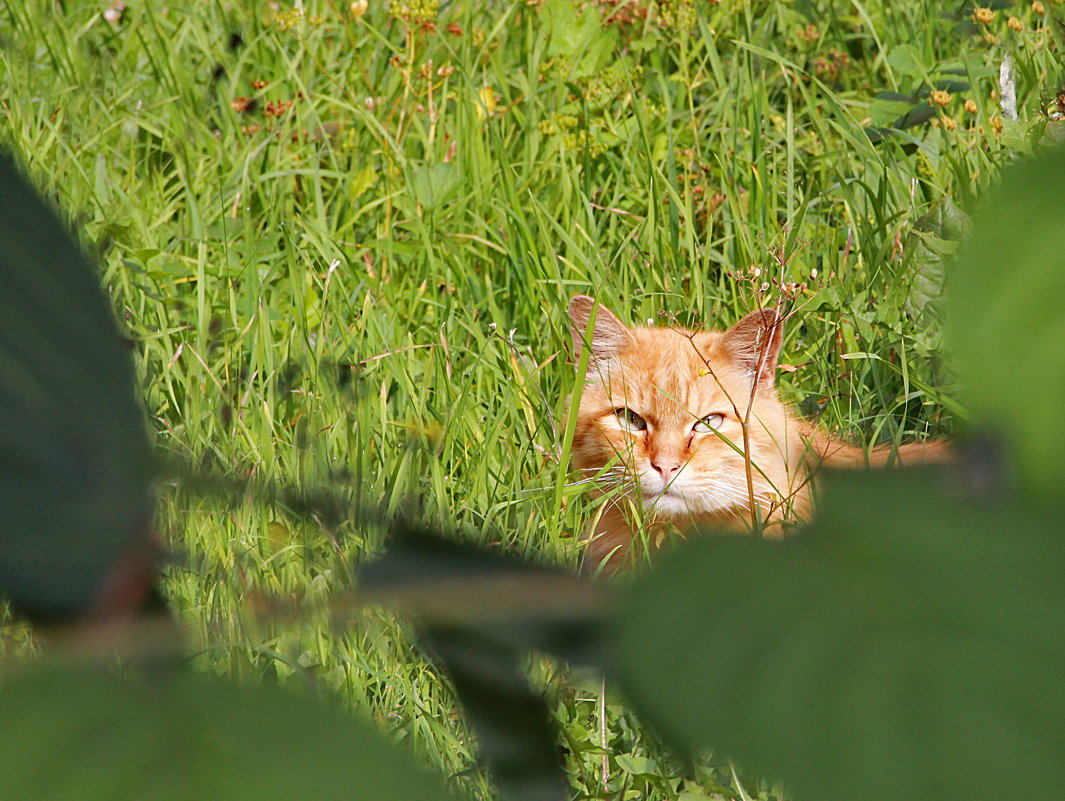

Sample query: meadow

[1,0,1060,798]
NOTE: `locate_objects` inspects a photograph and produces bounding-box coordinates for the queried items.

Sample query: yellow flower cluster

[272,7,325,29]
[389,0,439,25]
[538,114,579,136]
[655,0,695,31]
[562,129,609,157]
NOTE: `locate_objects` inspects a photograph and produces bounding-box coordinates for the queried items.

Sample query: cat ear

[721,307,784,386]
[568,295,631,365]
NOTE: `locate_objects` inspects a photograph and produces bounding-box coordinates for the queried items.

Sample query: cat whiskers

[683,477,755,515]
[513,465,633,499]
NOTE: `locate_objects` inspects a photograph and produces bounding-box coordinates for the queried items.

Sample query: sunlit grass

[2,0,1057,796]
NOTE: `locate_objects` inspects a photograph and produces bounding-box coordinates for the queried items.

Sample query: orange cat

[568,295,946,574]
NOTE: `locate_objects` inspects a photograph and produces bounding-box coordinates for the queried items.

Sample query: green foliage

[360,524,606,801]
[0,667,457,801]
[950,144,1065,497]
[614,471,1065,801]
[0,155,152,620]
[3,0,1065,799]
[0,156,460,801]
[542,0,617,78]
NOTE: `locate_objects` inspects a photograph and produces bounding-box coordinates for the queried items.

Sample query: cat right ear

[568,295,631,366]
[721,307,784,386]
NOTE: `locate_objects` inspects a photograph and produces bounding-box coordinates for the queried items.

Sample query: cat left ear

[721,307,784,386]
[568,295,631,366]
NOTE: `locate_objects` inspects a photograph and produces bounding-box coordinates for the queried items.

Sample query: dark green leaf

[892,102,936,130]
[873,91,920,103]
[933,79,969,93]
[612,470,1065,801]
[0,667,458,801]
[0,154,153,620]
[949,144,1065,496]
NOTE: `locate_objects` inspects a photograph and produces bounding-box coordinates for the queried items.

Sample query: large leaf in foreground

[0,667,458,801]
[0,155,153,619]
[612,470,1065,801]
[949,143,1065,496]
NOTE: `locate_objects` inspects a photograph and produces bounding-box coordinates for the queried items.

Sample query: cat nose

[652,463,681,482]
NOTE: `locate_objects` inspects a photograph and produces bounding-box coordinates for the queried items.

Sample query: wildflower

[475,86,498,121]
[1008,16,1023,31]
[929,89,951,107]
[447,22,463,34]
[436,64,455,77]
[1033,1,1045,15]
[972,7,994,24]
[230,96,257,113]
[964,98,979,114]
[350,0,368,16]
[103,1,125,24]
[273,8,303,29]
[942,115,958,131]
[241,124,263,135]
[251,79,268,90]
[814,49,851,82]
[990,115,1004,134]
[264,99,294,117]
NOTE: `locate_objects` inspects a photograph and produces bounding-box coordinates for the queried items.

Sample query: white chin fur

[638,474,692,517]
[644,492,692,518]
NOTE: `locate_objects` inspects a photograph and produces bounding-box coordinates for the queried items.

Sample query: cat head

[568,295,797,520]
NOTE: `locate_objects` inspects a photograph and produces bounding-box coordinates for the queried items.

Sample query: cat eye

[614,408,647,432]
[693,413,726,433]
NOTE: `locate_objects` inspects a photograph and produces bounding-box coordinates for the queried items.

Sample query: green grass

[1,0,1058,797]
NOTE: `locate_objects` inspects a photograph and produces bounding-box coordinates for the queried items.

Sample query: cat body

[567,295,944,574]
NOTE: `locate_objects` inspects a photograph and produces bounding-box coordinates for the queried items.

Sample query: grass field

[1,0,1059,798]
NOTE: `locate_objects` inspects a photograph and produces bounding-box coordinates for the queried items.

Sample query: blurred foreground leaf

[361,524,609,801]
[0,666,458,801]
[612,470,1065,801]
[0,155,153,620]
[950,144,1065,496]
